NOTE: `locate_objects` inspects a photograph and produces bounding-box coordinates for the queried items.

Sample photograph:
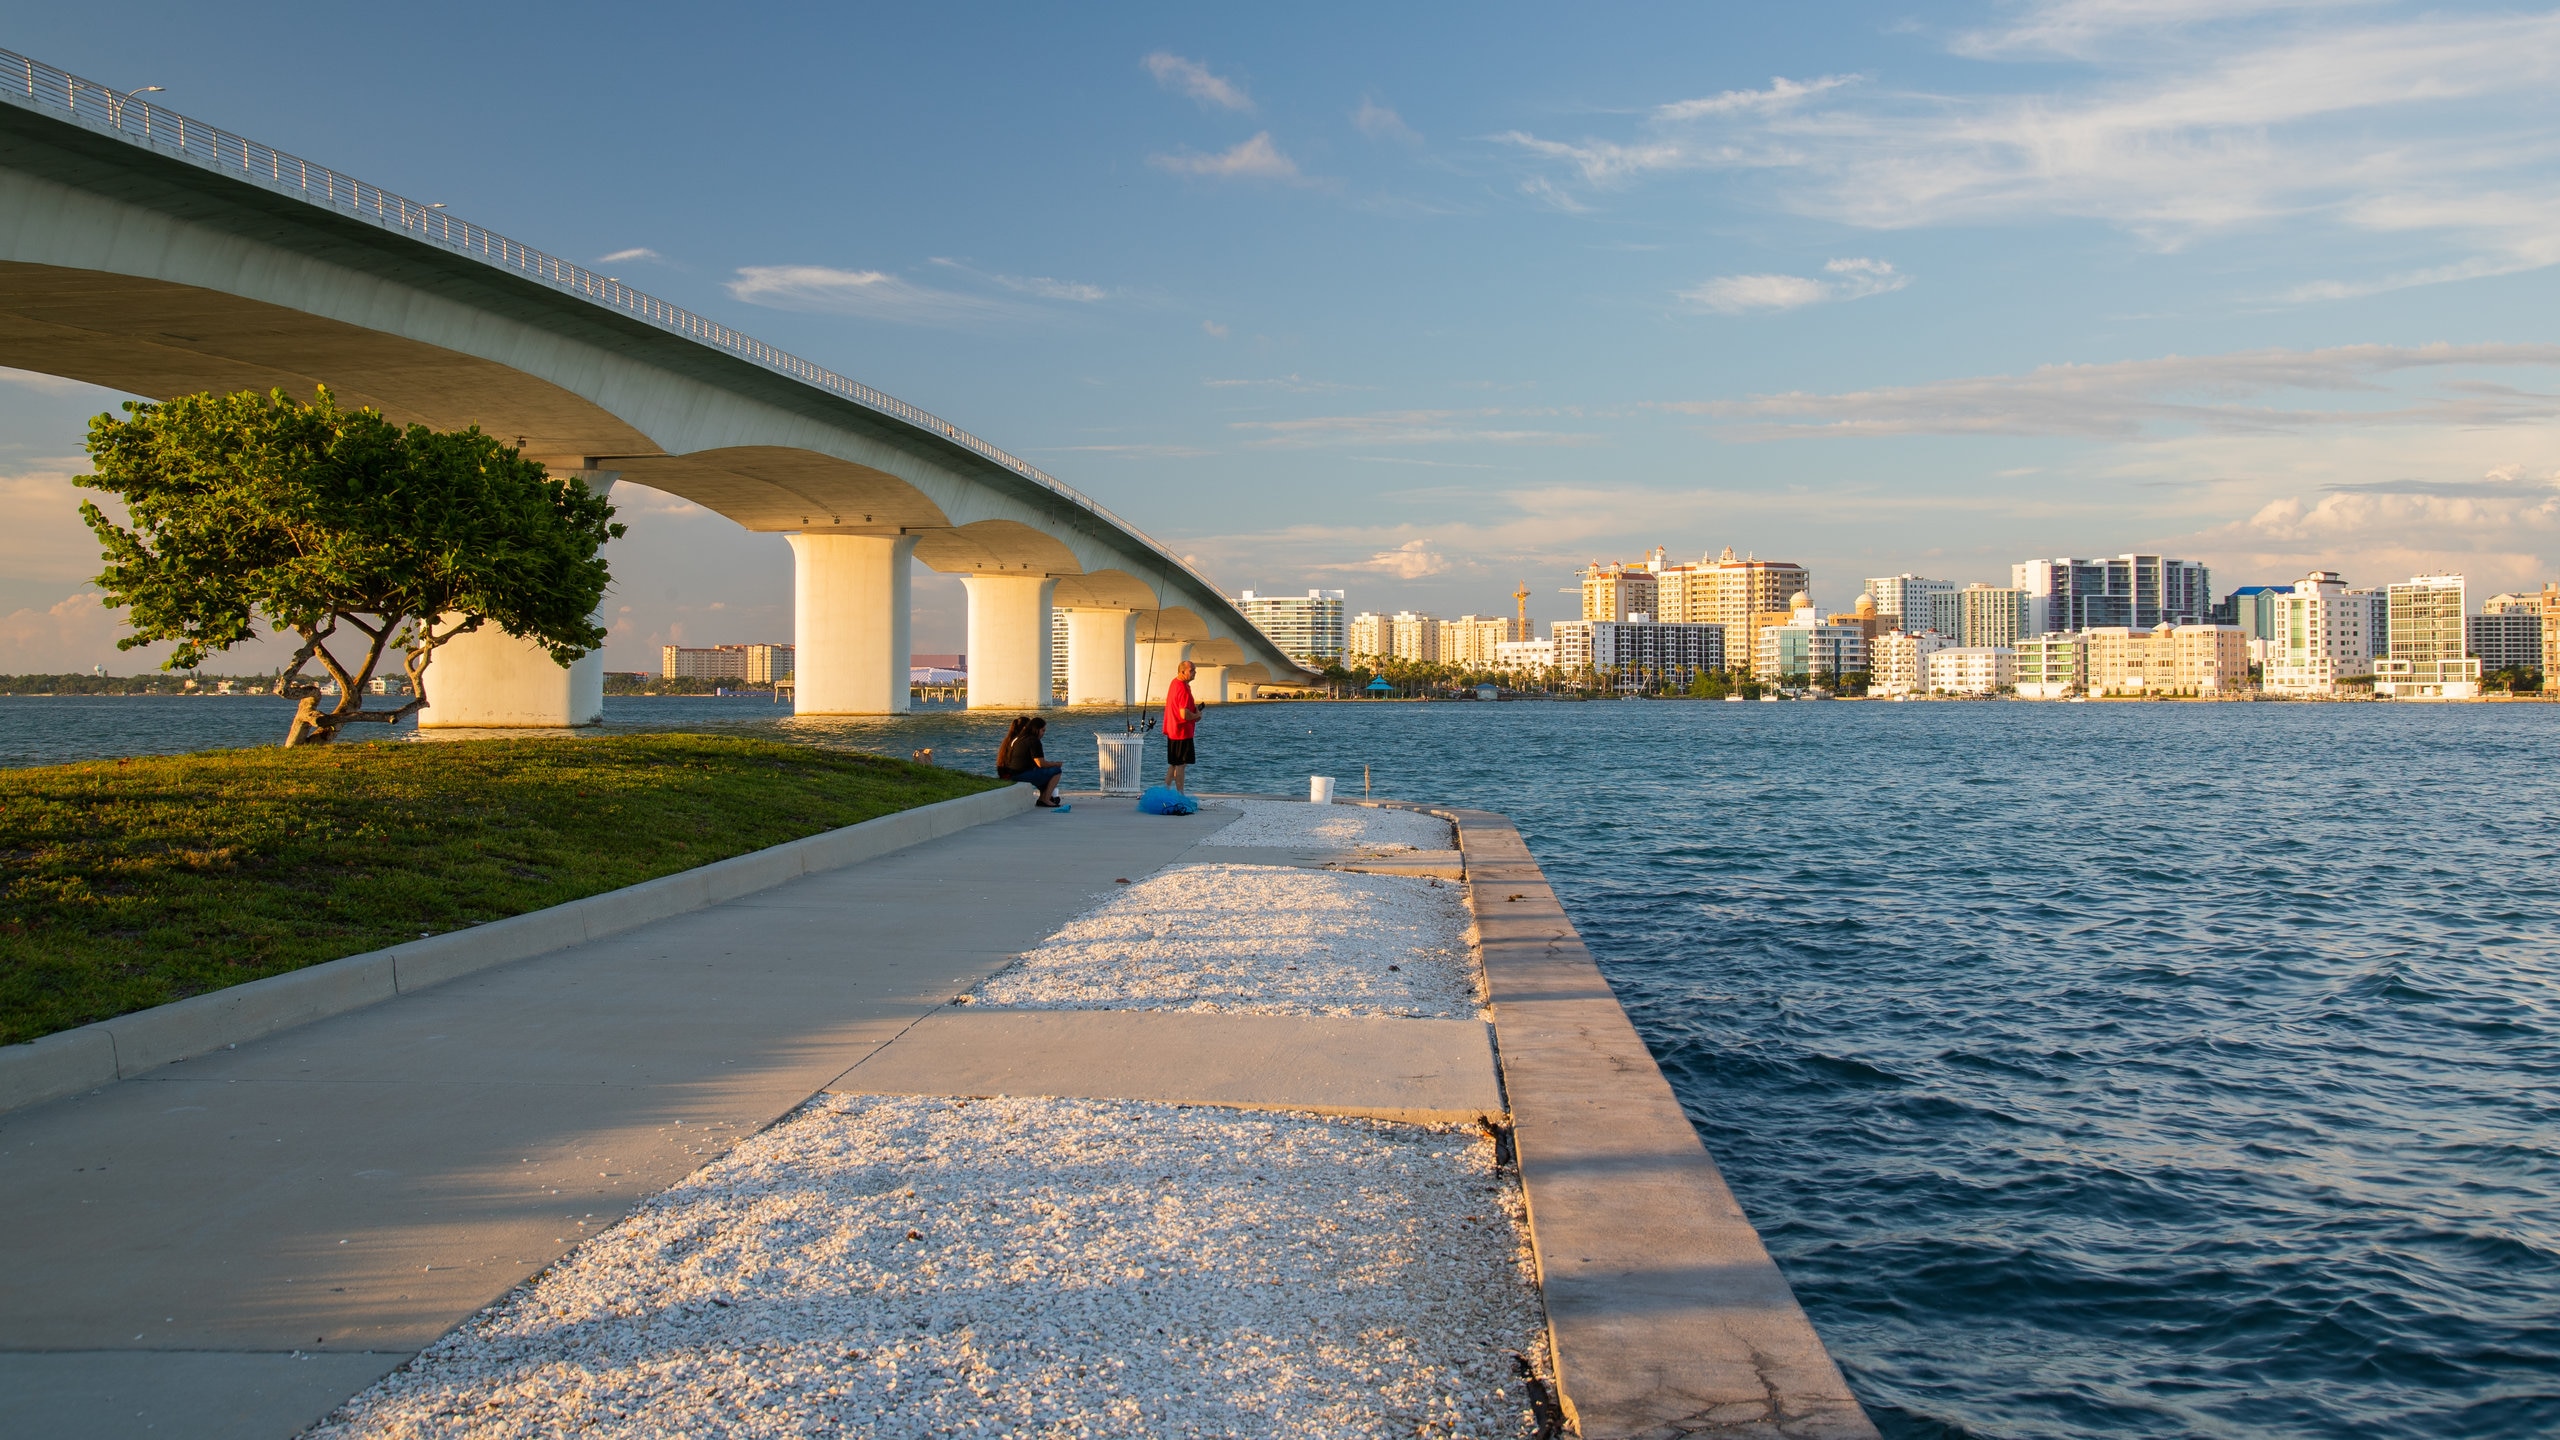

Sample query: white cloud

[1202,320,1231,338]
[0,458,110,585]
[597,247,663,265]
[1203,374,1370,393]
[1229,408,1604,449]
[1672,342,2560,439]
[1680,257,1910,313]
[1354,97,1422,145]
[1149,132,1301,181]
[1316,537,1450,579]
[1144,52,1253,112]
[724,265,1024,326]
[1497,10,2560,289]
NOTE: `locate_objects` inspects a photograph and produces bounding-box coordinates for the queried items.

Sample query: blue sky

[7,1,2560,670]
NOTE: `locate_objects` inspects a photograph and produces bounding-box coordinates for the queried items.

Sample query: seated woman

[995,716,1067,808]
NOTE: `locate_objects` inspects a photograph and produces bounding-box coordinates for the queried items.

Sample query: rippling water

[10,695,2557,1437]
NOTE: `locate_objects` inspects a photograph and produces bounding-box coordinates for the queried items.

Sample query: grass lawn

[0,733,1003,1045]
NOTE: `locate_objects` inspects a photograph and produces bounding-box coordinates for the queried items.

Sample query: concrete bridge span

[0,50,1312,720]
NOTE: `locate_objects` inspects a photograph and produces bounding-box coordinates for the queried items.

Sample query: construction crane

[1513,582,1532,641]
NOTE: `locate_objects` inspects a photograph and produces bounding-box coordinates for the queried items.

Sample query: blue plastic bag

[1136,785,1198,816]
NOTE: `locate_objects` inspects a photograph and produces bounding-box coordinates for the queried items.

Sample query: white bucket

[1095,734,1146,795]
[1309,775,1336,805]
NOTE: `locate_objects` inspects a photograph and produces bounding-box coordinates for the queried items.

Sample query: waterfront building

[1826,594,1885,645]
[1654,548,1813,634]
[2376,574,2480,699]
[1862,574,1959,634]
[2264,571,2374,697]
[1050,609,1071,690]
[1346,611,1391,662]
[1561,619,1726,689]
[2014,632,2086,698]
[1926,646,2016,696]
[1957,585,2029,649]
[2213,584,2292,640]
[2546,584,2560,694]
[1389,611,1441,664]
[2085,623,2249,696]
[1439,615,1516,669]
[2465,592,2543,680]
[1871,629,1950,697]
[1494,638,1557,674]
[1236,589,1347,665]
[662,643,791,682]
[2012,555,2214,633]
[1753,592,1866,685]
[1580,556,1659,623]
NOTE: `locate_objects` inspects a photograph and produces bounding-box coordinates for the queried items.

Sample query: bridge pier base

[962,574,1056,710]
[790,533,914,715]
[415,631,604,728]
[1137,640,1192,703]
[1191,663,1231,705]
[1063,608,1137,706]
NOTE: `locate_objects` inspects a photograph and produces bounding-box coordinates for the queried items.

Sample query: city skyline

[7,2,2560,674]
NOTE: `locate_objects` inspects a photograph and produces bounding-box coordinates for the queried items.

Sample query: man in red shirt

[1161,659,1201,793]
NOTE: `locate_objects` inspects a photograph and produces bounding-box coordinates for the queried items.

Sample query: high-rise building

[2264,571,2374,696]
[2012,555,2213,633]
[1553,619,1724,688]
[1957,585,2029,648]
[2466,591,2543,678]
[2214,584,2292,640]
[1438,615,1515,668]
[2015,633,2086,698]
[1346,612,1391,662]
[1654,549,1813,633]
[743,644,794,684]
[2085,624,2248,696]
[662,644,766,681]
[1580,559,1659,623]
[1389,611,1441,664]
[1494,638,1557,674]
[1863,574,1959,634]
[2377,574,2480,699]
[1236,589,1347,665]
[1050,609,1071,690]
[2545,583,2560,694]
[1871,629,1951,697]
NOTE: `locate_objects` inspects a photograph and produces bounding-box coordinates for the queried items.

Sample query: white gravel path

[970,863,1480,1019]
[311,1095,1550,1440]
[1197,800,1454,852]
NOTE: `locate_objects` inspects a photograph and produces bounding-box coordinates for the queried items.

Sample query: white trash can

[1096,733,1146,796]
[1309,775,1336,805]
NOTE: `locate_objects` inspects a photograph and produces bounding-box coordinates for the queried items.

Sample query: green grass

[0,734,1003,1045]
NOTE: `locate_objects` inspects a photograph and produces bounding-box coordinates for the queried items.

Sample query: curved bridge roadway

[0,50,1314,720]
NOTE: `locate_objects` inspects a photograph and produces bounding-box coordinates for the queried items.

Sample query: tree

[79,388,622,745]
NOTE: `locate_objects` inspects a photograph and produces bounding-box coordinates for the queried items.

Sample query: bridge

[0,49,1315,722]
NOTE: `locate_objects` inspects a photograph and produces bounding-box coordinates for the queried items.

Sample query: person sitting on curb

[996,716,1068,809]
[1162,660,1201,793]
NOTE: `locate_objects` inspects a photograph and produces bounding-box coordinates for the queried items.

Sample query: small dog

[911,747,934,765]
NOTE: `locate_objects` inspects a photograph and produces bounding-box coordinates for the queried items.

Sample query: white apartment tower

[2264,570,2374,696]
[2012,555,2213,634]
[1863,574,1959,634]
[1235,589,1347,665]
[2377,574,2481,699]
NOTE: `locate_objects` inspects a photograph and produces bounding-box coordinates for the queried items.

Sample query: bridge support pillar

[962,574,1056,710]
[417,470,613,729]
[1064,608,1137,705]
[1137,640,1192,703]
[1191,664,1231,704]
[790,533,915,715]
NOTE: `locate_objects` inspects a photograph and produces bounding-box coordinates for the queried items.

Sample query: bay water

[7,694,2556,1437]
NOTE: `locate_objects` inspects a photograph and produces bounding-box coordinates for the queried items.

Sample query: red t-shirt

[1162,678,1198,740]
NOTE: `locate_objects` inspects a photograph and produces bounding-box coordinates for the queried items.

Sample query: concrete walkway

[0,797,1236,1440]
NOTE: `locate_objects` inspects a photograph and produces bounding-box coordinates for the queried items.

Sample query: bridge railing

[1,47,1232,605]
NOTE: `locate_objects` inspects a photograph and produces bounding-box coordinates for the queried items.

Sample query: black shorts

[1165,737,1197,766]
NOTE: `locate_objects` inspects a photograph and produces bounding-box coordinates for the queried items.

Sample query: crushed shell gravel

[311,1095,1550,1439]
[970,863,1479,1018]
[1196,800,1454,852]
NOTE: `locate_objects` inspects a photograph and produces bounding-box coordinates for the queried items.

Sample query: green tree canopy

[78,387,622,745]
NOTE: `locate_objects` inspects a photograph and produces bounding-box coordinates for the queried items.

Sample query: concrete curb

[0,783,1036,1115]
[1447,806,1880,1440]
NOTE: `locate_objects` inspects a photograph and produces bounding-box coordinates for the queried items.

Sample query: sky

[7,0,2560,673]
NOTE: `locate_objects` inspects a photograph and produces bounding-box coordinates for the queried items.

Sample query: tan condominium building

[1580,554,1661,623]
[1926,646,2016,696]
[1872,628,1951,696]
[1346,611,1390,662]
[662,643,793,683]
[1438,615,1515,668]
[1653,548,1813,633]
[2546,583,2560,693]
[1389,611,1441,664]
[2264,570,2377,696]
[2468,589,2545,682]
[2377,574,2480,700]
[2015,632,2087,698]
[2085,623,2248,697]
[1954,585,2029,649]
